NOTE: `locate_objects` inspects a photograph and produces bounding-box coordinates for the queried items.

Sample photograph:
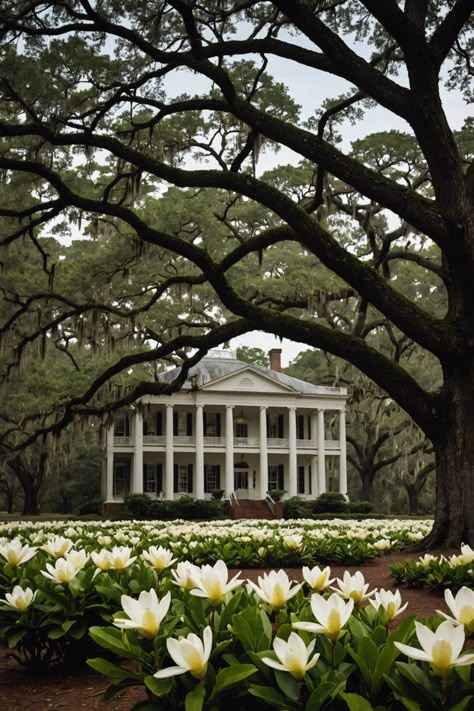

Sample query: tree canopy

[0,1,473,545]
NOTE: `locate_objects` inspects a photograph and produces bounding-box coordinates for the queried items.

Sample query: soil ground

[0,550,466,710]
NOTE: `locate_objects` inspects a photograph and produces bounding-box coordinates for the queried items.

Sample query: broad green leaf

[448,697,474,711]
[87,657,139,680]
[275,669,300,701]
[144,675,174,698]
[89,626,135,659]
[339,691,375,711]
[249,684,287,708]
[185,685,206,711]
[210,663,257,698]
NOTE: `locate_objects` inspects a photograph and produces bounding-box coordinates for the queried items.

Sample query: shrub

[124,493,152,517]
[312,491,349,514]
[76,498,102,516]
[267,488,287,502]
[283,496,312,519]
[349,500,373,513]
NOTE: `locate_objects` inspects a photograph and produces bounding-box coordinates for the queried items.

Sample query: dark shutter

[297,415,305,440]
[156,412,163,436]
[187,413,193,436]
[143,462,148,491]
[297,465,305,494]
[187,463,193,493]
[278,414,284,438]
[204,465,209,494]
[308,464,312,495]
[203,412,207,436]
[173,412,178,436]
[277,464,284,490]
[308,415,312,439]
[216,413,221,437]
[143,420,148,436]
[124,416,130,437]
[215,464,221,489]
[173,464,178,493]
[157,463,163,493]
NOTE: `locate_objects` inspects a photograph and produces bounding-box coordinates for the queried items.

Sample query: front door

[234,467,249,498]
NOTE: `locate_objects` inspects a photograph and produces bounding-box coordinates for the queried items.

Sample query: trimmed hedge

[124,493,227,521]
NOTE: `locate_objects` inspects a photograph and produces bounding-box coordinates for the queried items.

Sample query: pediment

[201,366,295,394]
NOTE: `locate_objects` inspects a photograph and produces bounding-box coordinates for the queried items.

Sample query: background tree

[0,1,473,545]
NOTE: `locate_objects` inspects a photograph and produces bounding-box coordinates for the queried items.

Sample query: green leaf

[448,697,474,711]
[144,675,174,698]
[339,691,375,711]
[210,663,257,699]
[249,684,286,708]
[185,685,206,711]
[231,613,256,652]
[87,657,140,680]
[305,680,347,711]
[275,669,300,701]
[89,626,135,659]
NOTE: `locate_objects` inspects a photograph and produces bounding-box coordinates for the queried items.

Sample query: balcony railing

[267,437,288,448]
[143,435,166,446]
[114,435,341,450]
[234,437,260,448]
[114,436,132,446]
[203,436,225,447]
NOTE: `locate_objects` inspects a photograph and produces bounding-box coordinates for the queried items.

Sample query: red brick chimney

[268,348,282,372]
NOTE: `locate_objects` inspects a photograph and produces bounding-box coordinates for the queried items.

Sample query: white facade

[103,350,347,504]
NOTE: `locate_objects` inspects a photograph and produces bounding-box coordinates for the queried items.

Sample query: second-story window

[174,412,193,436]
[114,416,130,437]
[267,414,284,438]
[204,412,221,437]
[235,422,248,439]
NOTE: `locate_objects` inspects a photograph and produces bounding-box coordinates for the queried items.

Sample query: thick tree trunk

[358,469,375,503]
[422,370,474,548]
[21,483,41,516]
[405,486,419,516]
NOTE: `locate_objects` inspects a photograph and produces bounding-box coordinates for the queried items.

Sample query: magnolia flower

[41,558,79,584]
[91,550,113,571]
[41,536,73,558]
[369,589,408,622]
[142,546,177,572]
[154,625,212,680]
[436,587,474,635]
[293,592,354,642]
[0,539,37,567]
[459,544,474,564]
[171,561,201,590]
[108,546,137,571]
[0,585,36,612]
[190,560,242,606]
[247,570,302,610]
[114,590,171,638]
[262,632,319,679]
[417,554,437,569]
[302,565,334,592]
[283,534,303,550]
[395,620,474,677]
[64,549,89,570]
[331,571,376,606]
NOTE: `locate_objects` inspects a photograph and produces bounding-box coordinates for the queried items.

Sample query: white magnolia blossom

[331,571,376,606]
[64,549,89,570]
[0,539,37,567]
[262,632,319,679]
[369,589,408,622]
[142,546,177,572]
[302,565,334,592]
[91,550,113,571]
[283,534,303,550]
[436,587,474,635]
[293,592,354,642]
[190,560,242,606]
[41,558,79,584]
[417,553,437,569]
[108,546,137,571]
[114,589,171,638]
[154,625,212,680]
[395,620,474,677]
[247,570,302,610]
[41,536,74,558]
[171,561,201,590]
[0,585,37,612]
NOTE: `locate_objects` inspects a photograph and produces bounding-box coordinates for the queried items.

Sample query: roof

[159,352,345,396]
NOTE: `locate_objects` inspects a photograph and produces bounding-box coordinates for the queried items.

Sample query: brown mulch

[0,550,465,710]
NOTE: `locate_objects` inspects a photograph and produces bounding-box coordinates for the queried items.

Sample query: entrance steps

[226,498,282,520]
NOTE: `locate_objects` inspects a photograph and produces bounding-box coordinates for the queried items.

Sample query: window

[114,416,129,437]
[113,462,130,498]
[204,464,221,493]
[235,422,248,439]
[268,464,284,491]
[174,464,193,494]
[204,413,220,437]
[267,414,284,438]
[174,412,192,436]
[234,469,249,489]
[144,463,162,495]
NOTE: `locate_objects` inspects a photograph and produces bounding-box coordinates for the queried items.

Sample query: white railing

[325,439,341,450]
[203,437,225,447]
[267,438,288,448]
[234,437,260,447]
[296,439,317,449]
[173,435,195,446]
[143,435,166,445]
[114,436,132,446]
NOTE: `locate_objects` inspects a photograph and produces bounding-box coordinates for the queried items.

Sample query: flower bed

[391,547,474,592]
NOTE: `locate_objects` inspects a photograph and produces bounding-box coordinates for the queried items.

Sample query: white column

[106,424,114,501]
[339,409,348,498]
[195,404,204,499]
[311,455,318,498]
[288,406,297,497]
[317,408,326,495]
[133,410,143,494]
[165,404,174,500]
[311,413,318,446]
[259,406,268,498]
[225,405,234,497]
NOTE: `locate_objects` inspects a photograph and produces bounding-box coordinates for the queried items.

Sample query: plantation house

[103,349,347,515]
